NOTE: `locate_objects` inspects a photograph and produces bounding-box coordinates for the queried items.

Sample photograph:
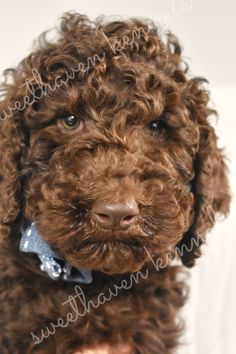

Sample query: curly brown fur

[0,12,230,354]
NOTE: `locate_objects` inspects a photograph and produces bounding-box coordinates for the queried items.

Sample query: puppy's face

[23,60,196,274]
[0,15,229,274]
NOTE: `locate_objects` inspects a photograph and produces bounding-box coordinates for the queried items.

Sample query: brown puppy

[0,12,230,354]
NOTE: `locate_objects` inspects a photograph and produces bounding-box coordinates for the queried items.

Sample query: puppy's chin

[64,240,150,274]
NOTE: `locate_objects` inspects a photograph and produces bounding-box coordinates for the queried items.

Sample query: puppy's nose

[93,199,139,230]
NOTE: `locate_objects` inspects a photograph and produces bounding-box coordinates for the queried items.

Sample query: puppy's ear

[177,78,230,267]
[0,70,27,242]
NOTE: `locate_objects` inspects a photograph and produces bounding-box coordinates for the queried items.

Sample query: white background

[0,1,235,353]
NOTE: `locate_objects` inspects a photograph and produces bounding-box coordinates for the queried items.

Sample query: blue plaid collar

[19,220,93,284]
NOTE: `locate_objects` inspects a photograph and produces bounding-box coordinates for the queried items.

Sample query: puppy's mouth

[64,237,150,274]
[79,238,144,250]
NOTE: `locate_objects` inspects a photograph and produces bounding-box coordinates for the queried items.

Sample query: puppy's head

[0,13,230,274]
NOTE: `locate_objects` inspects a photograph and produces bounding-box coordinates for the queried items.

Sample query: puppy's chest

[13,270,154,326]
[6,273,150,346]
[30,273,146,318]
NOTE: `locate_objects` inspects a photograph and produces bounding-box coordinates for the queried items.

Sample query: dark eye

[59,115,83,131]
[149,119,167,135]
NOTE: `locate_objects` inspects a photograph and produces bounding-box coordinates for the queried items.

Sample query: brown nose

[93,199,139,230]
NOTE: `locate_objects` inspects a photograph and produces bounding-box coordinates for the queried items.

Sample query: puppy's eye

[149,120,167,135]
[59,115,83,131]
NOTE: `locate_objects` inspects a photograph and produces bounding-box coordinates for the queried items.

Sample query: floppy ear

[177,78,230,267]
[0,70,27,243]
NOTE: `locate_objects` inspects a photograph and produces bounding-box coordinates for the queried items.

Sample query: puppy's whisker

[63,209,73,215]
[68,203,78,211]
[69,223,77,229]
[75,222,84,232]
[142,223,156,236]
